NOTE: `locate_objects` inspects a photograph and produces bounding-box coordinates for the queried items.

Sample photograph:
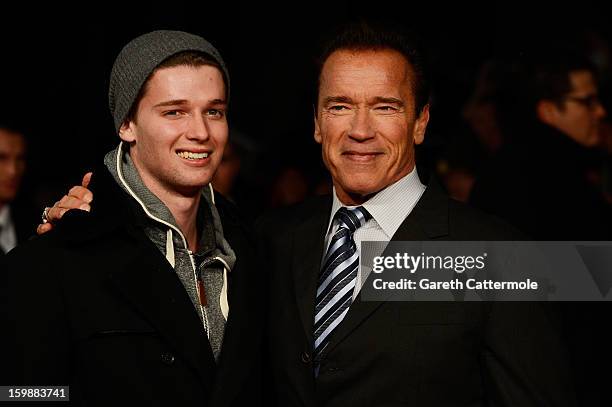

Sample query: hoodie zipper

[189,249,210,338]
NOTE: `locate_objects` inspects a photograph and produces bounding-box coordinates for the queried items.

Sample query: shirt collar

[329,168,426,238]
[0,205,11,228]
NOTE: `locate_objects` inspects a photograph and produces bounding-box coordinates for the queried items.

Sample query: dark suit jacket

[257,179,574,407]
[0,166,263,406]
[0,201,37,255]
[12,201,37,246]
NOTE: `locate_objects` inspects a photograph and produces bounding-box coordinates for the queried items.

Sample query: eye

[206,109,225,118]
[163,110,182,117]
[375,105,398,112]
[328,105,350,112]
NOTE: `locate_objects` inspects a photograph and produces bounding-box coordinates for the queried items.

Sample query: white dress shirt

[325,168,426,298]
[0,205,18,253]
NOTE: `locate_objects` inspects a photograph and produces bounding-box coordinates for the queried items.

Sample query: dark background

[2,2,611,215]
[2,3,612,403]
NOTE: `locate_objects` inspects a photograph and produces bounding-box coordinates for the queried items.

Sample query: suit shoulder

[213,192,259,244]
[447,198,526,240]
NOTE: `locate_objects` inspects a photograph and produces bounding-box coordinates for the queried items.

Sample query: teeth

[177,151,209,160]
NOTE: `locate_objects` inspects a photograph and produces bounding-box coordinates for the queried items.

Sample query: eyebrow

[322,96,354,105]
[322,95,404,106]
[153,98,227,108]
[154,99,189,108]
[371,96,404,107]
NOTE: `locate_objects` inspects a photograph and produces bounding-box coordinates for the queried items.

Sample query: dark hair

[124,50,227,124]
[315,21,430,114]
[528,51,595,108]
[496,51,596,132]
[0,119,26,138]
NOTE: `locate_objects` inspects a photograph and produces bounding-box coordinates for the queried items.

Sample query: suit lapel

[292,198,331,346]
[322,178,450,356]
[209,215,260,407]
[107,226,217,391]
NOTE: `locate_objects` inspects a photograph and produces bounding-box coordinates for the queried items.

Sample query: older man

[1,31,262,406]
[257,23,574,406]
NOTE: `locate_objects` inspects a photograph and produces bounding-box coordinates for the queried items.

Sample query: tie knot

[334,206,372,233]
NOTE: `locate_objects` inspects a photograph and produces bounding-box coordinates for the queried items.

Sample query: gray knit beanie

[108,30,230,133]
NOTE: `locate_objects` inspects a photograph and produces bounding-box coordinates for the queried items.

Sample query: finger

[81,172,92,188]
[36,223,53,235]
[58,195,90,212]
[47,206,69,223]
[67,185,93,203]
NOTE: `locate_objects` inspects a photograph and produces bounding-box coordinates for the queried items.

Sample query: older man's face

[0,130,26,206]
[315,49,429,205]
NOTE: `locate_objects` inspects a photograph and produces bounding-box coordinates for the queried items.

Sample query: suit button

[301,351,311,364]
[161,352,175,365]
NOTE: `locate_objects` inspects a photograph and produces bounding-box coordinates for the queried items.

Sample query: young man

[1,31,262,406]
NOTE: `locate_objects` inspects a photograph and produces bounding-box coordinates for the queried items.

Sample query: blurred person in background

[211,128,268,218]
[0,123,32,254]
[470,48,612,406]
[470,51,611,239]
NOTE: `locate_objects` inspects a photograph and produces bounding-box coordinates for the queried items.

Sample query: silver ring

[41,207,51,224]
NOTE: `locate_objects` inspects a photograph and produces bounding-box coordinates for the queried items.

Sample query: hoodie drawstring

[165,229,175,268]
[220,267,229,320]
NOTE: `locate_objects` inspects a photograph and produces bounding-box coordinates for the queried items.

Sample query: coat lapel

[322,178,450,355]
[209,211,261,407]
[292,198,331,346]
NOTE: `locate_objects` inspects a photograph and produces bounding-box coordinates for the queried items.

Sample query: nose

[187,114,211,142]
[4,158,20,177]
[594,101,607,119]
[348,108,374,141]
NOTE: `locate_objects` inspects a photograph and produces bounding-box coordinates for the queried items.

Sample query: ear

[413,104,430,145]
[314,111,322,144]
[536,100,559,126]
[119,121,136,143]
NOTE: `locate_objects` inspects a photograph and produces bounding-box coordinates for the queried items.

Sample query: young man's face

[120,64,228,197]
[314,48,429,205]
[0,130,26,206]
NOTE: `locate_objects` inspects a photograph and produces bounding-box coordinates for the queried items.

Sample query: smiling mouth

[342,152,381,161]
[176,151,210,160]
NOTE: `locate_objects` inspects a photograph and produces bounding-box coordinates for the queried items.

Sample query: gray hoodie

[104,142,235,361]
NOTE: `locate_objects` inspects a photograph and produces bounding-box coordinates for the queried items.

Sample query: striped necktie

[313,206,372,363]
